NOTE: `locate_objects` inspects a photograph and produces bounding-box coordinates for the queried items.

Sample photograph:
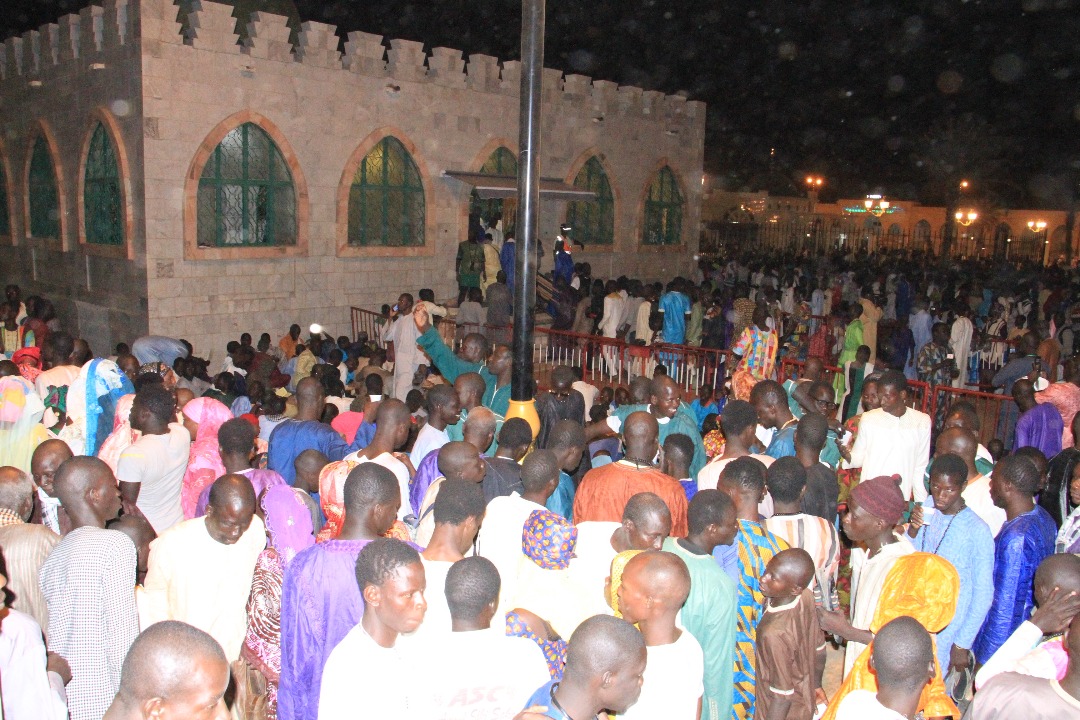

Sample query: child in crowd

[690,384,722,430]
[755,548,827,720]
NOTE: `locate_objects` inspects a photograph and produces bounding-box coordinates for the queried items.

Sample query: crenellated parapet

[0,0,706,134]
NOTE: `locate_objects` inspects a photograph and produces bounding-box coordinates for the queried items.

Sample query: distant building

[0,0,705,355]
[702,186,1076,266]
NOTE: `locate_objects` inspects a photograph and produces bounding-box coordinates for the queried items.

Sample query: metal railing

[353,306,1020,444]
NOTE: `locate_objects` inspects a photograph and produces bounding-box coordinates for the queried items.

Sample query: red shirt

[573,461,688,537]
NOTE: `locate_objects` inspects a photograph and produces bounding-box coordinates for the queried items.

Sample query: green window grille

[28,136,60,240]
[197,123,296,247]
[84,123,123,246]
[642,166,684,246]
[0,162,9,236]
[471,147,518,236]
[347,136,425,247]
[565,157,614,245]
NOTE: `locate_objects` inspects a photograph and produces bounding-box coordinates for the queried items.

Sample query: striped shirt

[0,508,59,633]
[39,526,139,720]
[764,513,840,611]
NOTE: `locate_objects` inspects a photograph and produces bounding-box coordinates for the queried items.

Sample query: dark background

[4,0,1080,208]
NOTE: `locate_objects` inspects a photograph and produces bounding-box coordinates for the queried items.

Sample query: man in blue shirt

[750,379,798,459]
[267,377,365,484]
[658,280,692,345]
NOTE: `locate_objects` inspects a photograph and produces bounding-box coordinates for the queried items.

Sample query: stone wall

[0,0,148,352]
[2,0,706,358]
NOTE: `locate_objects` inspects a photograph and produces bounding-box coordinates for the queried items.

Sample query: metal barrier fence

[353,307,1018,443]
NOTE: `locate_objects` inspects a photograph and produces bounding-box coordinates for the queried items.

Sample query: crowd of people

[1,242,1080,720]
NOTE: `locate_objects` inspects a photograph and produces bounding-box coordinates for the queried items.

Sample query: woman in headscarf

[236,484,315,720]
[314,458,412,543]
[97,393,137,475]
[11,347,41,384]
[0,375,50,473]
[179,397,233,519]
[62,359,135,457]
[822,552,962,720]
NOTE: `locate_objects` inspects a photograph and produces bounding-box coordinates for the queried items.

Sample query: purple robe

[1015,402,1064,461]
[972,506,1056,663]
[409,449,441,517]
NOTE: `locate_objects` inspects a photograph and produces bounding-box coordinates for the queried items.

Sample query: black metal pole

[510,0,544,403]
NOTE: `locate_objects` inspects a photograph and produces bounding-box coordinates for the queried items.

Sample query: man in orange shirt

[573,411,689,536]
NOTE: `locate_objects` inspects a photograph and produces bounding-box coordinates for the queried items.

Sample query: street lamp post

[506,0,545,437]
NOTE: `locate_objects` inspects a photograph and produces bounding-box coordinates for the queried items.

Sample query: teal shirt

[416,327,509,416]
[664,537,737,720]
[545,471,575,520]
[611,402,708,477]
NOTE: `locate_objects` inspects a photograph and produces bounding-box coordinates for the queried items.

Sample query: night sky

[4,0,1080,209]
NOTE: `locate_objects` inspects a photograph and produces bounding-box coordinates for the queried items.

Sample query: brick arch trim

[335,126,436,258]
[22,118,68,250]
[0,138,17,245]
[183,109,309,260]
[76,107,135,259]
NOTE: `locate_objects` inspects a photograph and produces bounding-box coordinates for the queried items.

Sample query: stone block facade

[0,0,705,357]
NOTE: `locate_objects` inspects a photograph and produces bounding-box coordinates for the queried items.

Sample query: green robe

[664,537,737,720]
[416,327,510,417]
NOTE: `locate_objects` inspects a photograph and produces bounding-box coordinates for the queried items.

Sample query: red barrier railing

[932,385,1017,448]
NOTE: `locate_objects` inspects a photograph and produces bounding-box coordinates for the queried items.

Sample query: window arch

[83,123,123,246]
[642,165,683,246]
[347,136,425,247]
[197,122,296,247]
[472,146,518,237]
[565,156,614,246]
[27,136,60,240]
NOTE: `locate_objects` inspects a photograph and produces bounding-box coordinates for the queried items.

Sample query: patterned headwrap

[43,385,67,416]
[522,509,577,570]
[608,549,644,618]
[506,610,567,680]
[261,484,315,565]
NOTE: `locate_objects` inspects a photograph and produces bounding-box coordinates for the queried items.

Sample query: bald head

[437,441,484,482]
[1034,553,1080,602]
[935,427,977,476]
[871,616,935,693]
[454,372,487,408]
[462,407,497,450]
[53,456,116,511]
[206,473,257,514]
[295,376,325,412]
[767,548,816,592]
[629,376,652,404]
[563,615,646,681]
[623,411,659,456]
[111,620,228,716]
[623,492,672,528]
[31,438,74,496]
[374,398,411,429]
[625,550,691,608]
[0,466,34,520]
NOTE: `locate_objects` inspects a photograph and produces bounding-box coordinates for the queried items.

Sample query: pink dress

[180,397,233,518]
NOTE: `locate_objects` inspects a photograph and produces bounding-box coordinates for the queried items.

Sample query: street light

[864,195,890,217]
[954,210,978,227]
[1028,220,1047,233]
[805,175,824,188]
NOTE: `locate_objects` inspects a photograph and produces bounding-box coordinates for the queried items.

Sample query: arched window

[197,122,296,247]
[565,157,614,245]
[83,123,123,246]
[642,166,683,245]
[28,136,60,240]
[347,136,425,247]
[0,161,9,236]
[472,147,517,237]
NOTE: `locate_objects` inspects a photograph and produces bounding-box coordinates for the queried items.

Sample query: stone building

[0,0,706,357]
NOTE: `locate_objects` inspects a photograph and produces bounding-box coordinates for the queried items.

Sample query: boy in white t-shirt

[617,550,704,720]
[415,556,550,719]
